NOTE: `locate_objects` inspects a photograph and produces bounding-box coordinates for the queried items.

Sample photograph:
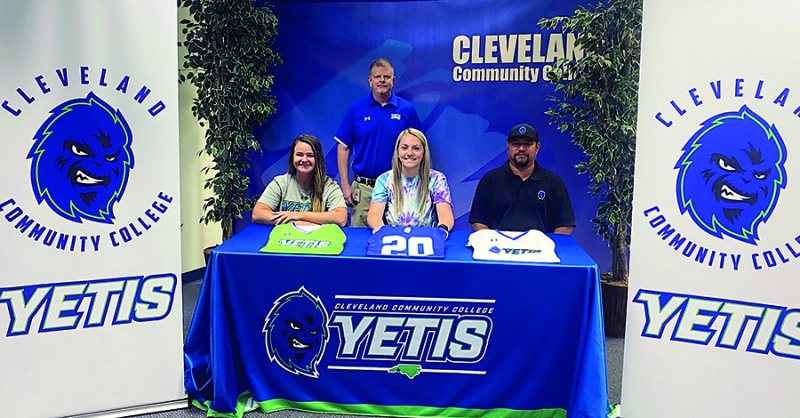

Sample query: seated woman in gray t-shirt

[252,134,347,226]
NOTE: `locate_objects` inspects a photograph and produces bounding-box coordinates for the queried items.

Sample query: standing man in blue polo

[335,58,421,227]
[469,123,576,234]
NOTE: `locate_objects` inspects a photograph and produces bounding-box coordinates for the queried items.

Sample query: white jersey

[467,229,560,263]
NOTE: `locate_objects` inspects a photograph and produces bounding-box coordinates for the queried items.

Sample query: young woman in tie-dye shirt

[367,128,454,234]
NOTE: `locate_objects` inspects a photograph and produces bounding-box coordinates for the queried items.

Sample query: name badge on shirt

[391,113,401,120]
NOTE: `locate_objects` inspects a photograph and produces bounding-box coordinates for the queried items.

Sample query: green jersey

[260,223,347,255]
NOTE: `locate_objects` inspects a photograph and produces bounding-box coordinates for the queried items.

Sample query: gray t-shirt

[258,173,346,212]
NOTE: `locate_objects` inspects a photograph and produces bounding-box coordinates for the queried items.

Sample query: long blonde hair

[391,128,432,219]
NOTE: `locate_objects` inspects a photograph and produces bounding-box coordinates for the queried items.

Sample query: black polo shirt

[469,162,576,232]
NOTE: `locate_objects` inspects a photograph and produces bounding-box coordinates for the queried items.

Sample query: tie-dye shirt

[371,169,452,226]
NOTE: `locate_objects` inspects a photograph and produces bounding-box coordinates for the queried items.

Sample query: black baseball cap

[507,123,539,142]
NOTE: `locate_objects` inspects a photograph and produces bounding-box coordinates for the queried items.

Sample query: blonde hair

[391,128,432,219]
[369,58,394,75]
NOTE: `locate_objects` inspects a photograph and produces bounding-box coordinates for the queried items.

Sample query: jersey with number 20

[367,226,446,259]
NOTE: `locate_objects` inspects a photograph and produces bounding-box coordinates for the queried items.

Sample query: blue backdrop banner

[242,0,609,271]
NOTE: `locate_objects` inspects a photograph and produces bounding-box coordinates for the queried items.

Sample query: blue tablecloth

[185,225,609,418]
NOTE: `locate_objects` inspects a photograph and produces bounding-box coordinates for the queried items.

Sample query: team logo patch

[674,105,787,244]
[27,92,134,224]
[519,126,526,134]
[263,287,330,378]
[537,190,545,200]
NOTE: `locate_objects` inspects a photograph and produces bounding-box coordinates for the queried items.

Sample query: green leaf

[538,0,640,279]
[180,0,281,242]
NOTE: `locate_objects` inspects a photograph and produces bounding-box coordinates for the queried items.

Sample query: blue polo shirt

[334,92,421,179]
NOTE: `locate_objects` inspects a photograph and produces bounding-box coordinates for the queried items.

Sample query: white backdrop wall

[179,82,220,272]
[0,1,186,416]
[623,1,800,416]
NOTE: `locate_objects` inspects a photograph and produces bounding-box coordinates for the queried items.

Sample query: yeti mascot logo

[675,105,787,244]
[27,92,134,224]
[263,287,329,378]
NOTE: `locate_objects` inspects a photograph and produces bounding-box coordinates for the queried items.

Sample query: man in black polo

[469,123,575,234]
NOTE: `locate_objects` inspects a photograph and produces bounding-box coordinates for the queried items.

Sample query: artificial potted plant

[180,0,281,246]
[539,0,642,337]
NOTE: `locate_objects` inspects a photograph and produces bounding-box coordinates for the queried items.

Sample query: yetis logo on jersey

[675,105,787,244]
[263,287,329,378]
[27,92,134,224]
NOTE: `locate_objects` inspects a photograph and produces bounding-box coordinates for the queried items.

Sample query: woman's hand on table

[271,211,314,225]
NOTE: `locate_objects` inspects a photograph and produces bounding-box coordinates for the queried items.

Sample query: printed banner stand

[0,1,185,416]
[623,1,800,416]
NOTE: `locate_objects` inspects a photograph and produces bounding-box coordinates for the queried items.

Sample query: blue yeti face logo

[27,92,134,224]
[675,105,787,244]
[263,287,329,378]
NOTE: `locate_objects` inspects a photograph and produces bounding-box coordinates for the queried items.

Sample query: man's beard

[512,153,530,168]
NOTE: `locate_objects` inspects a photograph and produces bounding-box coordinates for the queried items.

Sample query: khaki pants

[350,181,373,228]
